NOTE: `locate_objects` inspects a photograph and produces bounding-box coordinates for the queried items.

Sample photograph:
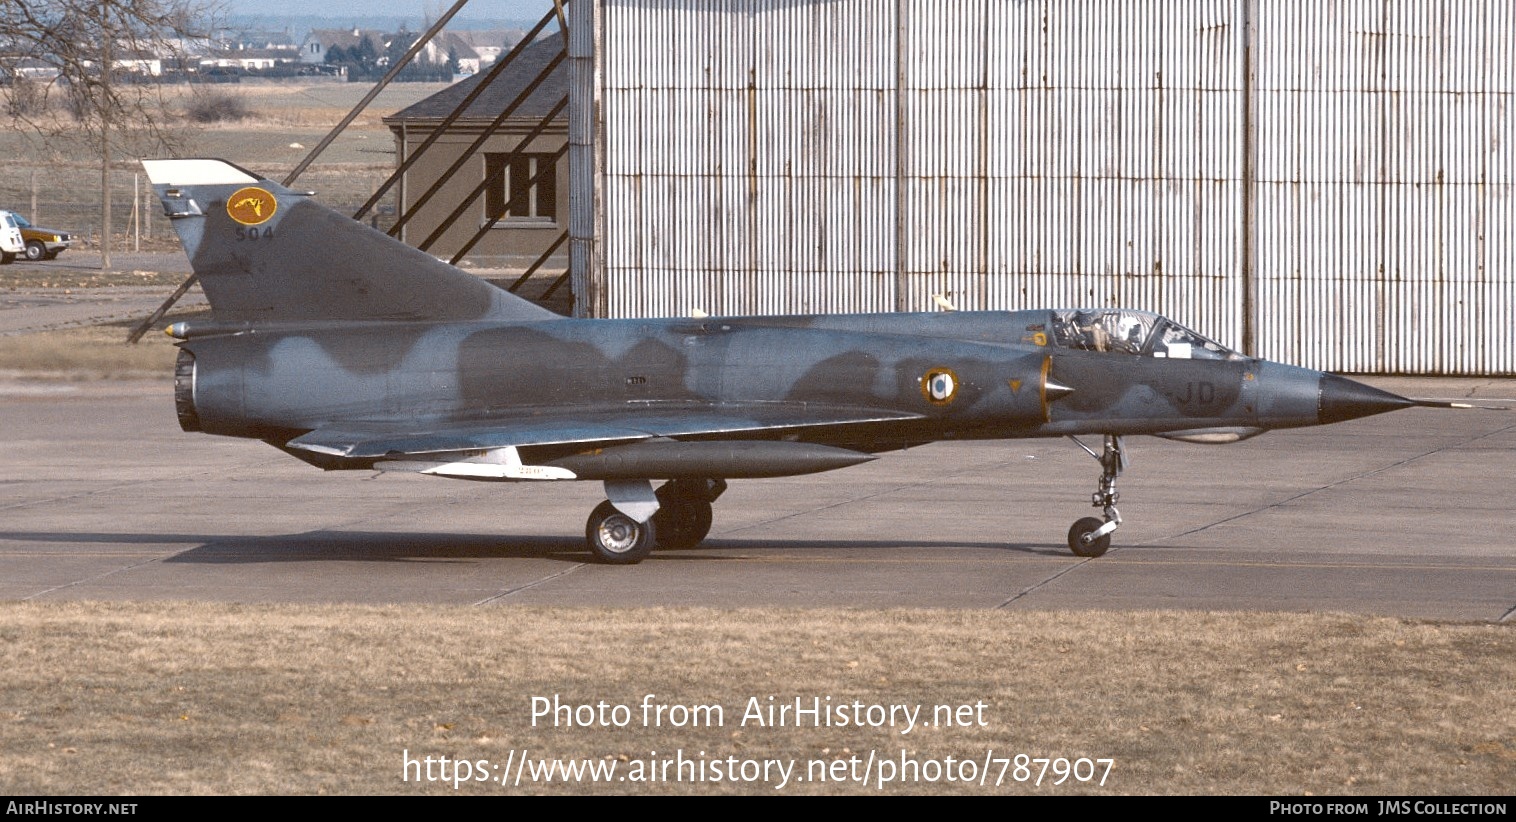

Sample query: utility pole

[100,29,113,271]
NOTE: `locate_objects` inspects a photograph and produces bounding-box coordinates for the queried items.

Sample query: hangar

[391,1,1514,375]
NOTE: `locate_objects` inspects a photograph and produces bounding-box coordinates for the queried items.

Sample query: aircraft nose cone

[1318,373,1416,424]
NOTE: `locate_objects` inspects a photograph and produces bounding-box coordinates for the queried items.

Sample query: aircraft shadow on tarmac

[3,530,1070,564]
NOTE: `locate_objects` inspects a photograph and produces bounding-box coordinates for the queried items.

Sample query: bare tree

[2,0,215,269]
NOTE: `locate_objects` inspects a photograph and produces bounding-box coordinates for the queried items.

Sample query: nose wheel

[1067,517,1111,557]
[1066,435,1125,558]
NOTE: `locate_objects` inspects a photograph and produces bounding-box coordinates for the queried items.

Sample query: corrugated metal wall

[1252,1,1514,373]
[596,0,904,317]
[581,0,1515,374]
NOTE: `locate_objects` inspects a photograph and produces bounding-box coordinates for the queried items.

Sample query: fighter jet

[143,158,1469,564]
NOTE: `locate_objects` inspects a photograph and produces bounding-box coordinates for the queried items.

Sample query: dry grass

[0,267,186,288]
[0,604,1511,795]
[0,80,449,246]
[0,322,182,378]
[185,81,451,128]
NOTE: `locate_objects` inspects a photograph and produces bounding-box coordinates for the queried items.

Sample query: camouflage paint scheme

[144,159,1437,564]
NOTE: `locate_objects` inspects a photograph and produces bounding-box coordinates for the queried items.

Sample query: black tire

[653,497,713,550]
[23,241,45,262]
[0,252,14,265]
[1067,516,1111,558]
[44,251,60,260]
[585,500,656,564]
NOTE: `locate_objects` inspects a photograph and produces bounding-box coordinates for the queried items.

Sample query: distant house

[299,28,388,65]
[200,47,300,72]
[80,49,163,76]
[447,30,525,68]
[2,56,60,81]
[228,29,296,50]
[382,37,566,268]
[420,32,482,77]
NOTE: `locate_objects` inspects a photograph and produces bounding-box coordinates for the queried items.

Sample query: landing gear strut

[1066,435,1125,558]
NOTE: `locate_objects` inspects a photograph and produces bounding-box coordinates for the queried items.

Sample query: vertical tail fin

[142,158,557,324]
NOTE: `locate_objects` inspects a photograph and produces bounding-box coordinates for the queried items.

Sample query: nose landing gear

[1066,435,1126,558]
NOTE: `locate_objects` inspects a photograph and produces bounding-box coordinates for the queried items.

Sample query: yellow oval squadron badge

[227,187,277,226]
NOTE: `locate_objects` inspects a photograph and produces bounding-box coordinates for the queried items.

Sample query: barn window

[484,152,557,224]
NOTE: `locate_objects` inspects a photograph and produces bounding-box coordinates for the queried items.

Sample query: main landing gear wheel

[652,478,724,550]
[585,500,656,564]
[653,498,712,550]
[1065,434,1127,558]
[1068,517,1111,557]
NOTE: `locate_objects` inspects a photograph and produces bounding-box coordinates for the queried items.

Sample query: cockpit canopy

[1048,309,1242,360]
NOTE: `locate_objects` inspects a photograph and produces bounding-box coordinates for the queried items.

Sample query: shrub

[185,89,249,123]
[4,77,50,117]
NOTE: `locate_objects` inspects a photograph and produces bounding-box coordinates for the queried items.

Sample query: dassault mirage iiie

[144,158,1468,564]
